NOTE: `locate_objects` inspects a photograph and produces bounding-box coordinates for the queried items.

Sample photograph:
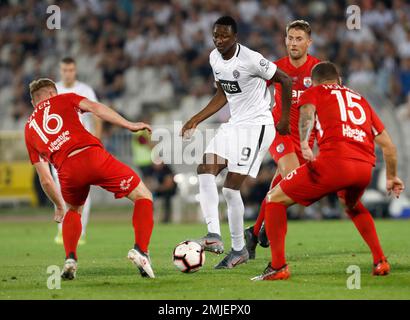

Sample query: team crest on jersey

[259,59,267,66]
[276,143,285,153]
[233,69,240,79]
[303,77,312,88]
[120,176,134,191]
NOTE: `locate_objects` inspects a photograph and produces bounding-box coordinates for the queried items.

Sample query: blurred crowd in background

[1,0,410,220]
[2,0,410,128]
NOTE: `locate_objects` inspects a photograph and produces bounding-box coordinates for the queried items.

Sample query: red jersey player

[25,78,156,279]
[252,62,405,281]
[245,20,320,258]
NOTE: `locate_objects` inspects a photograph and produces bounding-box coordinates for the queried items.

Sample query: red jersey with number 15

[298,84,385,165]
[24,93,103,169]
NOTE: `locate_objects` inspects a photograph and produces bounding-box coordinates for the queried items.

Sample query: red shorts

[279,155,373,207]
[58,146,141,206]
[269,134,306,165]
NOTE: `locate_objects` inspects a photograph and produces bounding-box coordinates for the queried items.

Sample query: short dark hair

[213,16,237,34]
[29,78,57,99]
[61,57,76,64]
[311,61,340,83]
[286,20,311,37]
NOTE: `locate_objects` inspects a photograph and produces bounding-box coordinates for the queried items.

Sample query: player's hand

[301,141,314,161]
[128,122,152,133]
[54,207,65,223]
[180,119,198,140]
[276,119,290,135]
[386,176,405,198]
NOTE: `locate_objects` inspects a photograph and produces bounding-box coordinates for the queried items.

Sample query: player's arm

[88,89,103,138]
[374,130,405,198]
[92,115,103,138]
[78,99,152,133]
[269,68,292,135]
[33,161,65,223]
[298,103,316,161]
[180,82,227,138]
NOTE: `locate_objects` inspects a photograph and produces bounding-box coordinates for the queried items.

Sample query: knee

[222,187,240,201]
[265,188,289,205]
[197,164,219,176]
[144,191,153,202]
[266,189,278,203]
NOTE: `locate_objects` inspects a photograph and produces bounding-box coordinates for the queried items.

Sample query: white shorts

[205,123,275,178]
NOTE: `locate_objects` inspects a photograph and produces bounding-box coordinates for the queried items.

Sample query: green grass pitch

[0,211,409,300]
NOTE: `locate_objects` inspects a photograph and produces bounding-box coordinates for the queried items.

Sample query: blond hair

[286,20,311,37]
[29,78,57,99]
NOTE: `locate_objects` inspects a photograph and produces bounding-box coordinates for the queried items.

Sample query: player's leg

[214,172,249,269]
[126,181,154,255]
[247,151,300,257]
[78,194,92,244]
[51,165,65,244]
[251,184,295,281]
[338,191,389,275]
[126,180,156,278]
[196,153,227,254]
[60,202,84,280]
[250,134,300,237]
[245,171,282,258]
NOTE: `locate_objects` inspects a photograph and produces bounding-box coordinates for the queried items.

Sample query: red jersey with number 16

[298,84,385,166]
[24,93,103,169]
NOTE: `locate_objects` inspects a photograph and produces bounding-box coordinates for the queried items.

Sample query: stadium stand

[1,0,409,218]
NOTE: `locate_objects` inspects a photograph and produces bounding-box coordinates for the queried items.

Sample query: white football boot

[127,247,155,279]
[61,258,77,280]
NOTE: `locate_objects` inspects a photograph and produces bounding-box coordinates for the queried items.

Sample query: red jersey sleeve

[297,87,318,108]
[369,105,385,136]
[65,93,87,113]
[24,128,43,164]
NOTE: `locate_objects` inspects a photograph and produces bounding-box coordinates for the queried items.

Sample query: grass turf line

[0,217,409,300]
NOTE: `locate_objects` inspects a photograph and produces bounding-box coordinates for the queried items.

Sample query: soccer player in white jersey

[53,57,102,245]
[181,16,292,269]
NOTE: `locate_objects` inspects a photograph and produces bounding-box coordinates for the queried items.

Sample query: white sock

[198,174,221,235]
[222,187,245,251]
[81,195,91,236]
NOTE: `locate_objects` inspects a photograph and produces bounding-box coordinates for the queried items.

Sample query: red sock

[346,201,385,264]
[62,210,82,260]
[253,174,283,236]
[264,201,288,269]
[133,199,154,253]
[253,198,266,236]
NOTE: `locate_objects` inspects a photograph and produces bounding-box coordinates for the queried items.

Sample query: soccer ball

[173,241,205,273]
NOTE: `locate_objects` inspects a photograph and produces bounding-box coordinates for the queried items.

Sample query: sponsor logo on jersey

[303,77,312,88]
[48,130,71,153]
[120,176,134,191]
[292,89,304,102]
[276,143,285,153]
[233,69,240,79]
[259,59,270,73]
[342,124,366,142]
[219,79,242,94]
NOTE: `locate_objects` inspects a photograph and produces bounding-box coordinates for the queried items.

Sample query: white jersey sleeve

[247,51,277,81]
[82,86,98,102]
[209,49,219,83]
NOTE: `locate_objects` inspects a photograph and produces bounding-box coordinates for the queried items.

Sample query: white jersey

[210,44,277,125]
[55,80,98,133]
